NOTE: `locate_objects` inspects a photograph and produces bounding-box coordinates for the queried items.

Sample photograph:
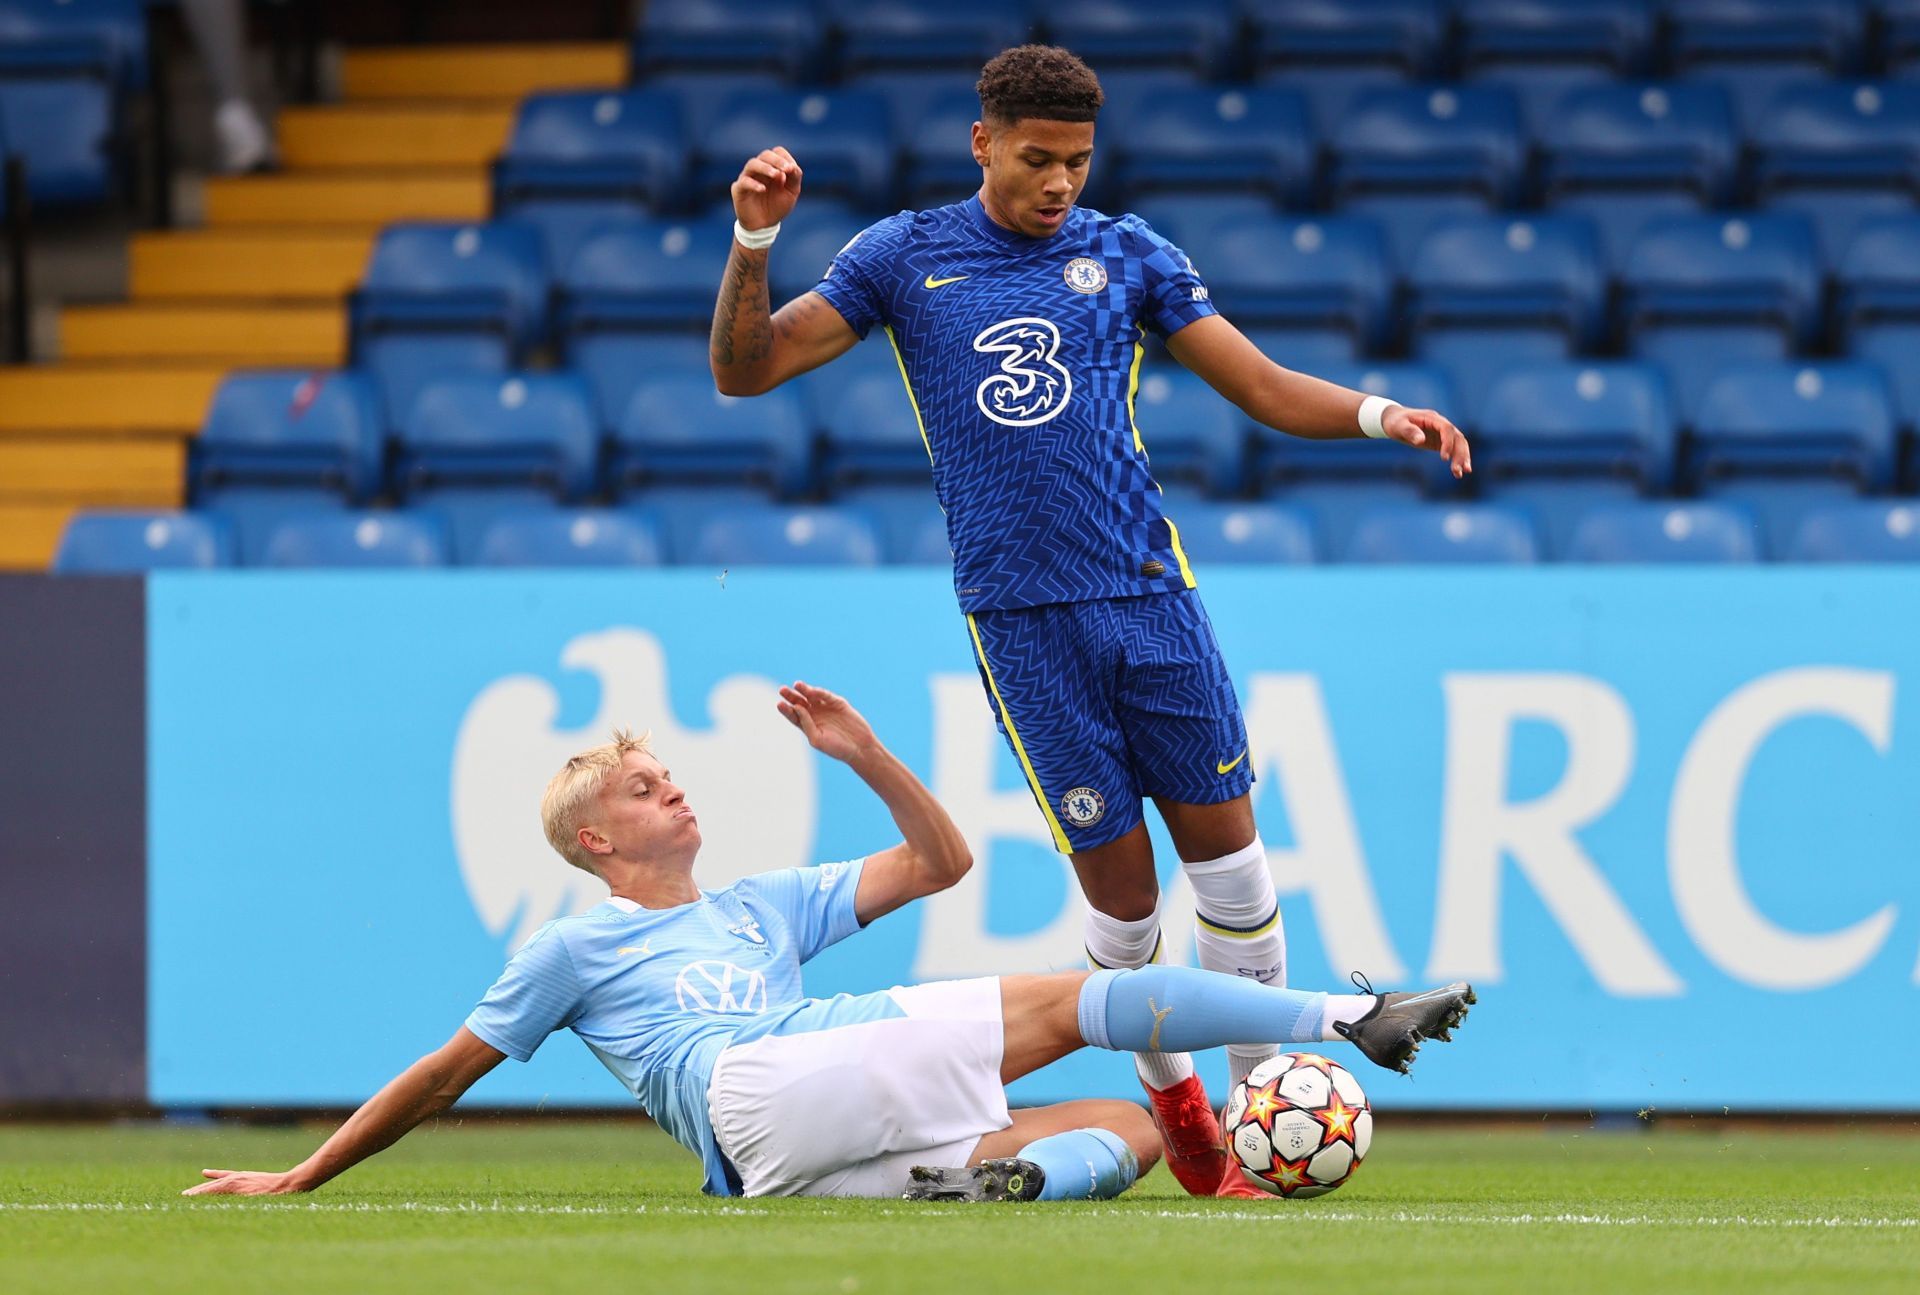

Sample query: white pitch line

[1,1202,1918,1229]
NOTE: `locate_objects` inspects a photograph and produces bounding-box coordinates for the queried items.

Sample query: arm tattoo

[710,245,772,372]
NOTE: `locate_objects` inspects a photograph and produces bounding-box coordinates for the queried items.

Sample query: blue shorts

[964,590,1253,854]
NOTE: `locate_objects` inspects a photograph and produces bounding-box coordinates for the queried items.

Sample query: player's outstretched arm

[775,681,972,924]
[1166,315,1472,479]
[181,1027,505,1197]
[710,147,860,396]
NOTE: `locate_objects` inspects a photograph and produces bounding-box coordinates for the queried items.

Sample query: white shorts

[707,976,1012,1198]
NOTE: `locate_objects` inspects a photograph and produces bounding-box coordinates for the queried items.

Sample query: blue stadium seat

[396,373,598,499]
[1667,0,1868,129]
[566,334,712,434]
[1161,501,1318,564]
[831,1,1032,75]
[0,76,112,206]
[556,215,735,333]
[1457,0,1657,129]
[1196,215,1393,357]
[1111,87,1313,206]
[1786,502,1920,561]
[1329,85,1528,263]
[1343,505,1540,563]
[684,504,883,567]
[1563,501,1762,562]
[470,509,666,567]
[1886,0,1920,79]
[351,222,550,425]
[633,0,827,80]
[1834,216,1920,441]
[900,84,988,206]
[1406,215,1608,421]
[1127,193,1285,255]
[1245,0,1445,128]
[190,370,386,563]
[808,337,926,489]
[256,513,449,568]
[696,90,894,210]
[1752,81,1920,261]
[1131,367,1249,497]
[845,70,977,150]
[768,200,871,305]
[1620,213,1823,418]
[1538,82,1740,267]
[1687,362,1898,545]
[0,0,146,84]
[611,371,814,499]
[1255,362,1461,550]
[1475,362,1677,553]
[645,71,789,140]
[1044,1,1237,76]
[1475,361,1677,490]
[492,90,687,242]
[53,511,232,573]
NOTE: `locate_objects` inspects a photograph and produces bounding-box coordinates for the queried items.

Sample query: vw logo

[674,960,767,1014]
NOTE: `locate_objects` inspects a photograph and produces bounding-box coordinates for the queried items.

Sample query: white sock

[1318,994,1379,1041]
[1084,905,1196,1093]
[1184,836,1286,1091]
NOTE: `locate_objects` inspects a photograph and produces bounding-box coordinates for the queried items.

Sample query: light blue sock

[1077,965,1328,1054]
[1015,1127,1138,1201]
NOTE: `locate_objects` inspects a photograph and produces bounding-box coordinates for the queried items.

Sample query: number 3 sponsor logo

[973,316,1073,427]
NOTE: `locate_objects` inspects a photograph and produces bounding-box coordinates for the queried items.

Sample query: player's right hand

[182,1168,310,1196]
[732,147,803,233]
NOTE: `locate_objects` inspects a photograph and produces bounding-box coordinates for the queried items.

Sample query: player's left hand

[1383,406,1473,480]
[777,682,880,767]
[182,1168,308,1196]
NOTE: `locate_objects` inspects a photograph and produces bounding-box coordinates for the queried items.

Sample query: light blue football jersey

[810,196,1217,613]
[465,859,866,1195]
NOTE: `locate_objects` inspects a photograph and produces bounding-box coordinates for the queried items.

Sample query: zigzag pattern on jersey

[814,200,1213,614]
[967,591,1253,854]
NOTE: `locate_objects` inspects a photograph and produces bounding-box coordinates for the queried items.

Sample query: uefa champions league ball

[1221,1052,1372,1197]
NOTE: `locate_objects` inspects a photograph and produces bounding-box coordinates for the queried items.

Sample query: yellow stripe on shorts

[966,613,1073,854]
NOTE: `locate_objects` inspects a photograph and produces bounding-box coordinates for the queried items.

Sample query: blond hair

[541,728,653,873]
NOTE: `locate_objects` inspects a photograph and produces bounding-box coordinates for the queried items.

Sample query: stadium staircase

[0,40,626,569]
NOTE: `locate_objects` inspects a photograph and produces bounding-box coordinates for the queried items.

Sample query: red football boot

[1143,1073,1231,1197]
[1214,1161,1269,1199]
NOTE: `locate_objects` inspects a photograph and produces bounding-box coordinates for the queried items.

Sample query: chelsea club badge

[1064,257,1108,294]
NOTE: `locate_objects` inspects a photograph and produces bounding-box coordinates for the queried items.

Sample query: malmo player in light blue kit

[183,683,1471,1203]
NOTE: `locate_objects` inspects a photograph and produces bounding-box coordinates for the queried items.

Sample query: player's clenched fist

[732,146,803,232]
[1382,405,1474,480]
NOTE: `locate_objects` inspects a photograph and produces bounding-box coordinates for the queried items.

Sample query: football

[1221,1052,1372,1197]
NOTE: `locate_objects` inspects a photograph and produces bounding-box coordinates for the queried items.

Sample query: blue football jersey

[811,196,1218,612]
[464,859,865,1195]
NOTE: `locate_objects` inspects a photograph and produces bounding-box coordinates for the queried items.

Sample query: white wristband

[1358,394,1399,440]
[734,220,780,250]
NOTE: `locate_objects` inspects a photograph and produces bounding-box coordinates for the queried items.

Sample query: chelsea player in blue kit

[182,682,1472,1203]
[709,47,1474,1195]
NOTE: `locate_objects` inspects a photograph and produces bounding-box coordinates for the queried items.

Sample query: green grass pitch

[4,1121,1918,1294]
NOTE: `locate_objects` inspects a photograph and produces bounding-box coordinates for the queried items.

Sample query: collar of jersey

[963,194,1071,246]
[603,894,705,915]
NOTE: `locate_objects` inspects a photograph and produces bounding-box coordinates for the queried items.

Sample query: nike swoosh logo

[923,274,969,289]
[1216,750,1248,775]
[617,943,652,958]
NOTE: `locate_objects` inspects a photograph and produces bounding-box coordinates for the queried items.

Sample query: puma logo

[1147,997,1174,1052]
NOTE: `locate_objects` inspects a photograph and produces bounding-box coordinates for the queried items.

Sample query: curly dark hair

[977,45,1104,126]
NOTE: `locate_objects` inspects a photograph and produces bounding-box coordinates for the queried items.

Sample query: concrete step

[0,438,186,504]
[128,230,375,301]
[60,303,345,364]
[0,365,224,435]
[342,42,625,102]
[202,171,488,226]
[278,104,515,169]
[0,503,78,569]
